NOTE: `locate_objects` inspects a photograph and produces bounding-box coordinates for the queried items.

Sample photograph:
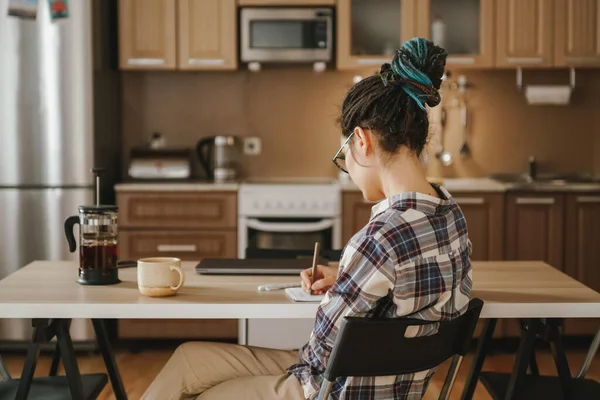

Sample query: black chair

[245,247,343,262]
[479,324,600,400]
[317,298,484,400]
[0,319,108,400]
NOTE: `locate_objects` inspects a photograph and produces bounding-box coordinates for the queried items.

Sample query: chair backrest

[323,298,484,381]
[245,248,342,262]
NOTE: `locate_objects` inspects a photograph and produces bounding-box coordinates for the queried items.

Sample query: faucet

[528,156,537,181]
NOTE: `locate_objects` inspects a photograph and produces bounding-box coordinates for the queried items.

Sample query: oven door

[239,217,336,258]
[240,8,333,62]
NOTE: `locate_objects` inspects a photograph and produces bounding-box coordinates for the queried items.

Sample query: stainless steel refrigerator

[0,0,120,346]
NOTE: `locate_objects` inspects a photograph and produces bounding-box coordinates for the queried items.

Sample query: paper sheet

[285,287,325,303]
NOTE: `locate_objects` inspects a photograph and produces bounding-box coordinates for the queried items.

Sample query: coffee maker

[196,136,241,182]
[64,168,120,285]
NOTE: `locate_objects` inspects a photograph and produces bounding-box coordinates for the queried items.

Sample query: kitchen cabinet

[564,194,600,335]
[495,0,555,68]
[454,194,505,261]
[238,0,335,4]
[555,0,600,67]
[504,193,564,337]
[178,0,237,70]
[118,0,177,70]
[505,193,565,268]
[415,0,495,68]
[337,0,419,70]
[342,192,374,243]
[117,190,238,340]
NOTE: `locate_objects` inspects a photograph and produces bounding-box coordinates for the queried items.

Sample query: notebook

[285,287,325,303]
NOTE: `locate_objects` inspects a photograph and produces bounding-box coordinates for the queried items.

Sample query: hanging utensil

[457,75,471,158]
[437,107,453,166]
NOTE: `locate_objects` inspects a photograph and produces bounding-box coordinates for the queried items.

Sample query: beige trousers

[141,342,306,400]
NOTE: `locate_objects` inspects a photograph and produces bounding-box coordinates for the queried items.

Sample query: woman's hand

[300,265,338,295]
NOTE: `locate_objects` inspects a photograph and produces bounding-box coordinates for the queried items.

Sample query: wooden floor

[2,345,598,400]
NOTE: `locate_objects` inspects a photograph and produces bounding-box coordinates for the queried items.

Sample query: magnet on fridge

[48,0,68,20]
[8,0,38,19]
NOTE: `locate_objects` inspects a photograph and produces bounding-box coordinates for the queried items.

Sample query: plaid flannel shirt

[288,184,472,400]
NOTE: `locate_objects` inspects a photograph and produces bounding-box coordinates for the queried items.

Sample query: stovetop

[242,177,338,185]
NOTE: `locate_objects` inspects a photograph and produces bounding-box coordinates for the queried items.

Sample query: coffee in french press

[64,168,120,285]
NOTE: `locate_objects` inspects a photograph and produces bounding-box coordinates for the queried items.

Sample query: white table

[1,260,599,400]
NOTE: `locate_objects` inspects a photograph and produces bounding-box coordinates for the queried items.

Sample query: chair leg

[56,319,85,399]
[461,318,497,400]
[576,326,600,379]
[317,380,334,400]
[505,319,538,400]
[92,319,128,400]
[439,355,463,400]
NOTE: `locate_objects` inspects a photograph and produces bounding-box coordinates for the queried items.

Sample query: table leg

[16,319,53,400]
[519,318,539,376]
[547,320,572,398]
[460,318,497,400]
[92,319,128,400]
[56,318,85,399]
[49,319,71,376]
[505,319,538,399]
[576,326,600,378]
[15,340,41,400]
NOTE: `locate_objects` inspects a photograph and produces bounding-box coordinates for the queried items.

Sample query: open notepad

[285,287,325,303]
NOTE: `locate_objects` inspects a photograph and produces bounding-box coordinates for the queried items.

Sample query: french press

[64,168,120,285]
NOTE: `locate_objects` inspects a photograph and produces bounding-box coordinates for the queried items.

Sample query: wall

[121,68,600,180]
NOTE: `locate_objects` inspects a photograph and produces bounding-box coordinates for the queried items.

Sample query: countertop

[115,178,600,193]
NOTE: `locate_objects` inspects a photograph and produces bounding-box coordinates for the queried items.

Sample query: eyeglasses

[332,132,354,174]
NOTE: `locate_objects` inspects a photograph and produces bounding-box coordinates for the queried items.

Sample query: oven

[240,7,334,64]
[238,180,342,350]
[237,181,341,259]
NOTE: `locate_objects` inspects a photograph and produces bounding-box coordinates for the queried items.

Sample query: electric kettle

[196,136,241,182]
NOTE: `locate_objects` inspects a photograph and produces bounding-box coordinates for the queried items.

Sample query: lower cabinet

[342,191,374,243]
[563,194,600,336]
[116,190,238,341]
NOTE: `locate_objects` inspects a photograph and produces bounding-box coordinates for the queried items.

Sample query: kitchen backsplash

[121,68,600,179]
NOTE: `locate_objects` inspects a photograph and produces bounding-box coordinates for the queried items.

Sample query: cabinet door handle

[188,58,226,66]
[577,196,600,203]
[357,58,390,66]
[446,56,476,65]
[454,197,485,205]
[516,197,555,205]
[157,244,198,253]
[127,58,166,66]
[506,57,544,65]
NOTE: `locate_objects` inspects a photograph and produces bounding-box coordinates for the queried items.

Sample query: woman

[142,37,472,400]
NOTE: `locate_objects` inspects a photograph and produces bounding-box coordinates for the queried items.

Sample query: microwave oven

[240,7,333,64]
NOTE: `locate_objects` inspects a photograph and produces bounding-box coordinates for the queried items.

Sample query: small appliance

[240,7,333,64]
[196,136,242,182]
[128,147,192,180]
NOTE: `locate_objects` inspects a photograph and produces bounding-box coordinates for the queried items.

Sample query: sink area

[488,173,600,188]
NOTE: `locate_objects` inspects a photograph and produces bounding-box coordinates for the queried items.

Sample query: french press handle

[64,216,80,253]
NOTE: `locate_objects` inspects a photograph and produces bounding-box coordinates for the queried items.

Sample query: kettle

[196,136,241,182]
[64,168,120,285]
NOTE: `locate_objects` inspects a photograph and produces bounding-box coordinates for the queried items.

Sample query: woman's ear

[353,126,374,156]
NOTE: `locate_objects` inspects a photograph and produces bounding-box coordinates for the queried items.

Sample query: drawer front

[120,230,237,261]
[118,319,238,340]
[118,192,237,229]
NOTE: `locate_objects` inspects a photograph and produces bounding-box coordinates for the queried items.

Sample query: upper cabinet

[337,0,419,70]
[495,0,555,68]
[118,0,177,70]
[178,0,237,70]
[555,0,600,67]
[416,0,495,68]
[118,0,237,70]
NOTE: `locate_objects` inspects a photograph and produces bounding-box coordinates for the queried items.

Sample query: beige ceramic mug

[137,257,185,297]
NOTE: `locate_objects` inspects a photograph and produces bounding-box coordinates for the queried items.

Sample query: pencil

[310,242,320,295]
